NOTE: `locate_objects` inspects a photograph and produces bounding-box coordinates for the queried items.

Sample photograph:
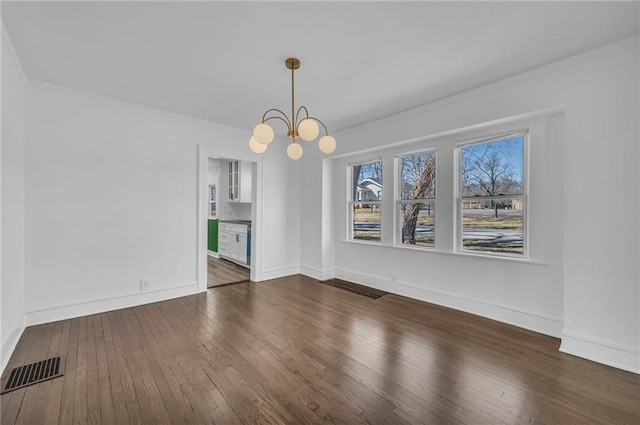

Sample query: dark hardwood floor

[207,255,250,287]
[1,274,638,424]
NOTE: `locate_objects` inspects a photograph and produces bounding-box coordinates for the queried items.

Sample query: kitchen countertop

[218,219,251,225]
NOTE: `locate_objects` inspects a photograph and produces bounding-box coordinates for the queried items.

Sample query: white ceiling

[2,1,638,132]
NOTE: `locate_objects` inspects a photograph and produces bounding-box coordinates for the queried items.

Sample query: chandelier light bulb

[249,136,268,154]
[318,135,336,154]
[286,142,303,160]
[253,123,274,145]
[297,118,319,141]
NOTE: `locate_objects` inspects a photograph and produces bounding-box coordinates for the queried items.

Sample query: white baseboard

[300,266,335,281]
[259,266,300,281]
[1,315,26,375]
[25,282,201,326]
[560,331,639,374]
[334,268,563,338]
[207,250,219,258]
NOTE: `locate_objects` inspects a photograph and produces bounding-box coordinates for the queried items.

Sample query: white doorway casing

[197,145,263,292]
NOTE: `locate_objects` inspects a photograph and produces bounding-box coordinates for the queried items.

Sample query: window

[209,184,217,216]
[350,160,382,242]
[459,134,525,256]
[398,151,436,248]
[342,119,539,262]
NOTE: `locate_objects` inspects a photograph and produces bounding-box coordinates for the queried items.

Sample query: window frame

[395,149,437,249]
[338,115,548,265]
[455,131,529,259]
[349,158,384,243]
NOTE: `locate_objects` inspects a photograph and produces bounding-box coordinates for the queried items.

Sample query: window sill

[341,239,550,266]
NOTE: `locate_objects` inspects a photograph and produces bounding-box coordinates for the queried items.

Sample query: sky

[356,135,524,188]
[461,135,524,182]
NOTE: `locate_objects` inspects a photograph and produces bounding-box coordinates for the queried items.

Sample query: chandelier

[249,58,336,160]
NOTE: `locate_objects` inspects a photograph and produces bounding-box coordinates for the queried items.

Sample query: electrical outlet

[140,279,150,291]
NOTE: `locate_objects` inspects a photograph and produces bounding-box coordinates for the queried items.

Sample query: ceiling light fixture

[249,58,336,160]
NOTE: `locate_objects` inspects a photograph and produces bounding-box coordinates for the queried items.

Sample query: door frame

[197,144,263,291]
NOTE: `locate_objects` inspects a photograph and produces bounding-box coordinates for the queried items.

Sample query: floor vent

[1,356,64,394]
[320,279,388,299]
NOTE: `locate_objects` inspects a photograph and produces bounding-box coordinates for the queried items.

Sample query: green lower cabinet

[207,219,219,252]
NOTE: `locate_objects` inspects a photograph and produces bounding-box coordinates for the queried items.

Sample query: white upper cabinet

[228,160,252,203]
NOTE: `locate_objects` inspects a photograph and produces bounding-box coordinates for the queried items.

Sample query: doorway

[198,146,261,291]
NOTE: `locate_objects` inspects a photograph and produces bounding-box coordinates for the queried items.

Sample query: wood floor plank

[43,320,71,425]
[12,322,57,425]
[207,255,250,287]
[85,315,102,425]
[1,323,48,425]
[102,314,130,425]
[57,317,80,425]
[2,274,639,425]
[96,315,116,425]
[119,309,172,425]
[109,310,139,408]
[17,321,64,425]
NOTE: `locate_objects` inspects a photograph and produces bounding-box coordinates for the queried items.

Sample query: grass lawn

[353,207,523,253]
[354,209,521,228]
[462,215,523,229]
[353,208,382,222]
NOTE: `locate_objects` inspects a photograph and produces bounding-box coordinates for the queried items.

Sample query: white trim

[560,331,639,375]
[25,282,199,326]
[207,250,219,258]
[300,266,335,281]
[339,238,550,266]
[335,36,638,135]
[333,107,563,161]
[260,266,300,282]
[1,316,25,375]
[1,23,28,84]
[334,267,563,338]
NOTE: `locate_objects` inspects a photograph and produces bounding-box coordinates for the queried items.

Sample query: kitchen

[206,157,253,287]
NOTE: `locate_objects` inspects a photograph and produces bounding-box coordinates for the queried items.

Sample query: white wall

[259,146,301,279]
[299,146,326,278]
[300,37,639,373]
[1,29,27,372]
[207,158,219,185]
[23,81,301,325]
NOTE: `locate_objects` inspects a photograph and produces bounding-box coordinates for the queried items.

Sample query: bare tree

[401,155,436,244]
[360,161,382,181]
[462,141,521,217]
[352,164,362,200]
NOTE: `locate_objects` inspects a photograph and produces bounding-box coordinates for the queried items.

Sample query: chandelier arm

[306,116,329,136]
[263,115,292,132]
[294,106,310,128]
[261,108,292,130]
